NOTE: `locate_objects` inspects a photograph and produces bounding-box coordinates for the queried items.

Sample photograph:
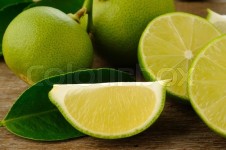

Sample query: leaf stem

[0,120,4,127]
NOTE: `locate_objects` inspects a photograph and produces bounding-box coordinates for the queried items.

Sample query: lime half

[49,81,167,139]
[138,12,221,101]
[188,35,226,138]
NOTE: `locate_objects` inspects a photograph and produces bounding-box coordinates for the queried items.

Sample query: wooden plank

[1,1,226,149]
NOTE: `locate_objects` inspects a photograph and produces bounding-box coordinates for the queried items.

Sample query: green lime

[92,0,175,66]
[138,12,221,101]
[3,6,93,85]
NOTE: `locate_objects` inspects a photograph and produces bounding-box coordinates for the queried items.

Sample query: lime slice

[207,9,226,33]
[188,35,226,137]
[49,81,167,139]
[138,12,221,100]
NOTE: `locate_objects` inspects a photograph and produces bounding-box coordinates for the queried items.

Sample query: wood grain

[1,1,226,149]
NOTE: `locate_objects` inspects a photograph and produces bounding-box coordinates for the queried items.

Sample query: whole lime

[3,6,93,85]
[92,0,175,66]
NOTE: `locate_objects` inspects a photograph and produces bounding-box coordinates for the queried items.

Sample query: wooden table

[1,1,226,149]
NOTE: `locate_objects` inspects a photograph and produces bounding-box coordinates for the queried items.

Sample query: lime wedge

[188,35,226,138]
[138,12,221,101]
[49,81,167,139]
[207,9,226,33]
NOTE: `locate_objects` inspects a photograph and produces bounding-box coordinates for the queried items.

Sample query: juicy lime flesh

[139,12,221,100]
[65,86,156,134]
[189,35,226,136]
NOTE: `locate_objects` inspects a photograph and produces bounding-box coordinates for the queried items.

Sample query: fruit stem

[68,0,93,33]
[68,8,86,23]
[82,0,93,33]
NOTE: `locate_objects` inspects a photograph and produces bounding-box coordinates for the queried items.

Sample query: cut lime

[138,12,221,101]
[207,9,226,33]
[188,35,226,138]
[49,81,167,139]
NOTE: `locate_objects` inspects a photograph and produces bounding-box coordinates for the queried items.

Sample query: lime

[3,6,93,85]
[207,9,226,33]
[188,35,226,138]
[138,12,221,101]
[49,81,167,139]
[92,0,175,66]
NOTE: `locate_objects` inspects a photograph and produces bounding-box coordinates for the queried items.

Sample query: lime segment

[49,81,167,139]
[139,12,221,100]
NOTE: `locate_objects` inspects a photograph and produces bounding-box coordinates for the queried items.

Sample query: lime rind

[188,35,226,138]
[138,12,221,102]
[49,82,167,139]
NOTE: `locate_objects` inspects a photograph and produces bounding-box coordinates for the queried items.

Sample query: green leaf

[29,0,84,14]
[0,2,31,57]
[0,0,33,10]
[2,68,135,141]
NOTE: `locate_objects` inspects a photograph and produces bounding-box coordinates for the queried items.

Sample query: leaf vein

[4,109,58,124]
